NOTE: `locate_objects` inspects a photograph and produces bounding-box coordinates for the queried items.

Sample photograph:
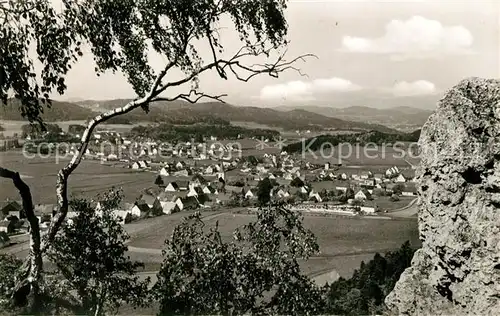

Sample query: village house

[159,201,179,214]
[298,185,309,195]
[165,182,180,192]
[385,166,399,177]
[244,187,255,199]
[131,160,148,169]
[360,201,378,214]
[202,185,218,195]
[274,188,290,199]
[395,174,406,183]
[159,167,170,176]
[336,185,348,193]
[175,161,185,170]
[138,194,157,208]
[183,196,201,210]
[309,193,322,203]
[355,188,372,201]
[374,173,384,183]
[165,180,190,192]
[0,200,23,219]
[131,201,149,218]
[95,201,135,222]
[385,183,395,193]
[174,169,191,177]
[205,165,214,174]
[402,183,418,196]
[187,186,205,198]
[191,174,207,187]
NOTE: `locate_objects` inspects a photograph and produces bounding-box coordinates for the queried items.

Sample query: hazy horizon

[52,0,498,110]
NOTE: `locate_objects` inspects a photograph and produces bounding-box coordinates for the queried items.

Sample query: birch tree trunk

[0,168,42,310]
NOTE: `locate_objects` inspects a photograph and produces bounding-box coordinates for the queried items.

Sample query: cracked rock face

[385,77,500,315]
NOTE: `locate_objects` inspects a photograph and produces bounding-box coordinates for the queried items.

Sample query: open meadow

[127,210,420,280]
[0,150,154,204]
[296,144,418,167]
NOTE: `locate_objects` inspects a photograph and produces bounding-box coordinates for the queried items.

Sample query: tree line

[129,123,280,143]
[283,130,421,153]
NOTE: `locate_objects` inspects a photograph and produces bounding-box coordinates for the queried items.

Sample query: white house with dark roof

[159,167,169,176]
[395,174,406,183]
[244,188,255,199]
[355,188,372,200]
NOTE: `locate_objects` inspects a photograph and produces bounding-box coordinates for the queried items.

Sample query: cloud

[341,16,474,58]
[259,77,360,101]
[391,80,436,96]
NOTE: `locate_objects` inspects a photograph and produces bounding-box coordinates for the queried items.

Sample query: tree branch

[153,90,227,104]
[41,65,173,253]
[42,40,314,254]
[154,42,315,96]
[0,166,43,308]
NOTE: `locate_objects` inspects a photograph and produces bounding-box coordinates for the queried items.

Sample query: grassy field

[293,144,417,167]
[126,210,419,293]
[0,150,155,204]
[128,211,420,255]
[375,196,416,212]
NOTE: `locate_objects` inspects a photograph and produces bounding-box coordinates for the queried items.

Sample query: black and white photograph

[0,0,499,314]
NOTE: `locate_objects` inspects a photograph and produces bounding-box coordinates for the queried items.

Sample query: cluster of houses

[1,130,421,234]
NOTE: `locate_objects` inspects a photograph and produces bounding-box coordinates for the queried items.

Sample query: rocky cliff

[385,77,500,314]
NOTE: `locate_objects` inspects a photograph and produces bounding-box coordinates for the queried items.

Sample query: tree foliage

[129,123,279,143]
[0,254,22,309]
[1,0,291,123]
[345,187,355,200]
[392,184,405,195]
[46,190,149,315]
[154,204,323,315]
[155,175,165,187]
[257,177,273,206]
[324,241,416,315]
[21,123,62,138]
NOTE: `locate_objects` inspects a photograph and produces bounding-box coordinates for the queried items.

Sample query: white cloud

[259,77,361,101]
[391,80,436,96]
[341,16,474,57]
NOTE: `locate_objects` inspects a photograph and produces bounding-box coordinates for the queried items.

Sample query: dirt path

[389,198,418,218]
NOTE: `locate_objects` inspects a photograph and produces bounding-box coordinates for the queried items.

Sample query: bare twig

[153,89,227,104]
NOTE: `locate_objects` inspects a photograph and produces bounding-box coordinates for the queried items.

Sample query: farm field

[376,196,416,212]
[0,150,154,204]
[128,211,420,257]
[125,210,419,294]
[294,144,418,167]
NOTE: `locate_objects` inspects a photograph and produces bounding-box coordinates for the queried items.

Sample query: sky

[58,0,500,109]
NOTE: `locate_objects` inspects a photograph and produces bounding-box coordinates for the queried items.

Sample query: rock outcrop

[385,77,500,315]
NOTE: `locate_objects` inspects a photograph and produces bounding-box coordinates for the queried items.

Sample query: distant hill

[3,98,399,133]
[274,105,433,128]
[75,99,399,133]
[1,98,95,121]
